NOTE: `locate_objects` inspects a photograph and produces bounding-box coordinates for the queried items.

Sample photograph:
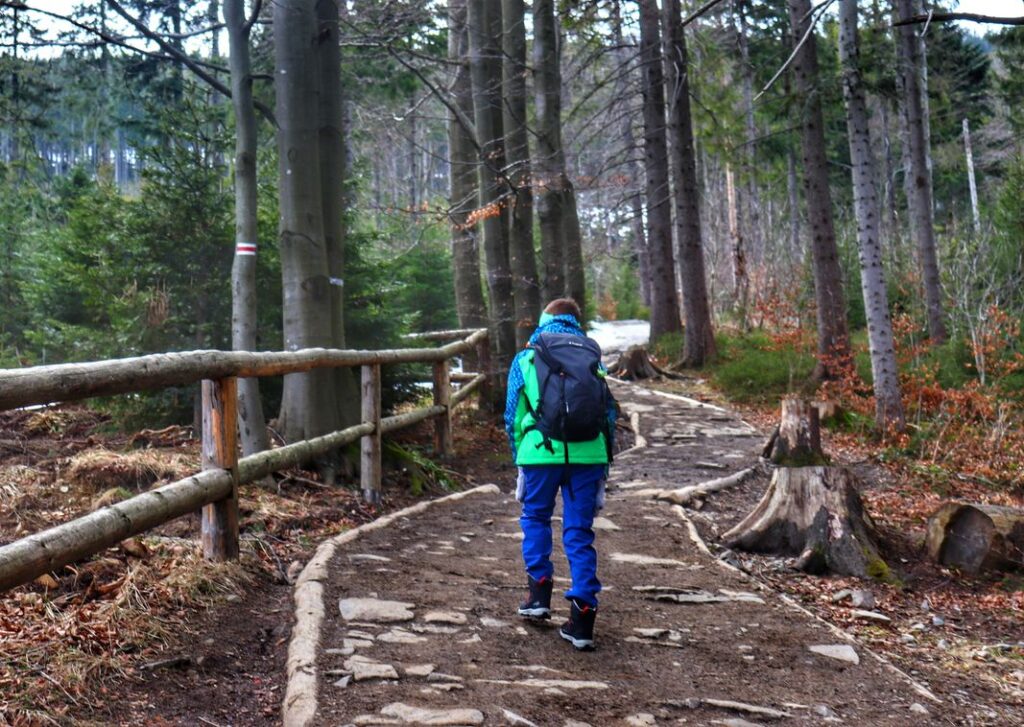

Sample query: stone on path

[423,610,468,625]
[634,586,764,605]
[378,702,484,725]
[343,655,399,681]
[909,703,929,716]
[610,553,690,567]
[808,644,860,665]
[701,699,791,719]
[477,678,609,690]
[377,628,427,644]
[851,609,891,623]
[502,708,539,727]
[480,616,509,628]
[592,516,621,531]
[349,553,392,562]
[625,714,657,726]
[714,720,765,727]
[563,722,593,727]
[339,597,414,623]
[404,663,435,677]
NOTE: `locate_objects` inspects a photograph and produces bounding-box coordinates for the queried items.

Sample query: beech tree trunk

[663,0,716,367]
[533,0,565,301]
[896,0,947,344]
[502,0,541,345]
[839,0,905,431]
[787,0,850,377]
[926,502,1024,574]
[225,0,269,457]
[447,0,488,344]
[274,0,340,450]
[638,0,682,341]
[316,0,358,430]
[467,0,516,379]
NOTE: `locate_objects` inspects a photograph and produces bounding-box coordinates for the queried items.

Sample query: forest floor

[0,359,1022,724]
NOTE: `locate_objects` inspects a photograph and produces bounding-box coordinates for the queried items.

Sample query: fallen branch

[656,463,764,506]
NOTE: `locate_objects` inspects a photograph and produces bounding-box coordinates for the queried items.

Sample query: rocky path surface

[301,382,948,726]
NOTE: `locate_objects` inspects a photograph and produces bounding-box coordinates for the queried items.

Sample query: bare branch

[893,12,1024,27]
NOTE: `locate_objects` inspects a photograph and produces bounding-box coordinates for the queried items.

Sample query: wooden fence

[0,329,490,592]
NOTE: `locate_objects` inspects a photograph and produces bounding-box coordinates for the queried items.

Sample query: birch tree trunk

[467,0,516,376]
[663,0,716,366]
[448,0,488,340]
[316,0,358,429]
[839,0,905,431]
[896,0,947,344]
[274,0,340,450]
[502,0,541,345]
[225,0,269,457]
[533,0,566,302]
[788,0,850,376]
[638,0,682,341]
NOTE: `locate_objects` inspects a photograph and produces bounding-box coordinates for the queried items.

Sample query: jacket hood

[529,313,584,345]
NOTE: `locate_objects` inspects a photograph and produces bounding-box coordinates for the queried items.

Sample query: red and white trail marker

[236,242,257,256]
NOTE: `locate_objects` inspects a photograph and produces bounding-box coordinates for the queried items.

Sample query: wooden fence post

[361,364,382,504]
[432,361,453,457]
[201,377,239,561]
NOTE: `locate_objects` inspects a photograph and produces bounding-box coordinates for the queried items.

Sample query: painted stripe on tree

[236,242,257,255]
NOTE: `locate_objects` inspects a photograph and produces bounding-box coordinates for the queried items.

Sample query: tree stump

[722,467,887,577]
[925,502,1024,574]
[607,345,661,380]
[763,397,825,466]
[727,397,888,578]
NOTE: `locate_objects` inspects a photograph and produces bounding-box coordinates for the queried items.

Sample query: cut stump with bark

[925,502,1024,574]
[763,397,825,466]
[607,345,661,380]
[722,466,888,578]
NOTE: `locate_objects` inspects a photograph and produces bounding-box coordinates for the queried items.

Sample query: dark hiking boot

[517,575,553,619]
[559,599,596,650]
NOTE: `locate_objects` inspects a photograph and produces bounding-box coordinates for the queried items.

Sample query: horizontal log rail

[0,329,490,592]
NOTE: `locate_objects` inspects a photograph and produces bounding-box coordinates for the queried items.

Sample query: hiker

[504,298,616,650]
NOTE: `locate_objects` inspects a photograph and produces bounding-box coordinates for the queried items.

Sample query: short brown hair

[544,297,582,321]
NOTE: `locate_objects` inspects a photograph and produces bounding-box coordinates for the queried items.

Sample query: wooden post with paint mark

[361,364,382,504]
[201,377,239,561]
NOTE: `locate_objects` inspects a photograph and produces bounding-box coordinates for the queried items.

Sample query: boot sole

[560,629,595,651]
[517,607,551,619]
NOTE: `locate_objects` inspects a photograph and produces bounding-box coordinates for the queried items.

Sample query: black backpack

[525,332,614,462]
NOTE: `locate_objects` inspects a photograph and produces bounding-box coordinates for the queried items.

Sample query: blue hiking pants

[519,464,605,608]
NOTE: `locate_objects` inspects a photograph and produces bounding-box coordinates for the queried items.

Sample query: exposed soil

[307,382,999,725]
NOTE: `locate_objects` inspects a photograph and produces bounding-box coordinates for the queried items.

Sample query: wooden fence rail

[0,329,490,593]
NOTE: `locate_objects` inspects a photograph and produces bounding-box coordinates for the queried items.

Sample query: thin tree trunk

[467,0,516,379]
[274,0,340,449]
[225,0,269,457]
[533,0,566,302]
[788,0,850,377]
[663,0,716,365]
[963,118,980,234]
[734,0,763,265]
[839,0,905,431]
[787,143,801,261]
[896,0,947,343]
[562,188,587,314]
[448,0,488,337]
[502,0,541,344]
[638,0,681,341]
[316,0,359,431]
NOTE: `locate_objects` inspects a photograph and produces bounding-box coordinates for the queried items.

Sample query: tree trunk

[787,0,850,377]
[663,0,716,366]
[734,0,763,267]
[467,0,516,383]
[562,186,587,318]
[925,502,1024,574]
[838,0,905,432]
[316,0,359,431]
[723,466,888,578]
[764,397,825,466]
[607,345,660,380]
[532,0,566,302]
[274,0,340,449]
[963,118,980,235]
[638,0,682,341]
[224,0,270,457]
[447,0,488,348]
[786,143,801,261]
[896,0,947,344]
[502,0,541,345]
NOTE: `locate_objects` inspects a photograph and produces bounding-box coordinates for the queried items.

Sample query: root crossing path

[292,383,944,726]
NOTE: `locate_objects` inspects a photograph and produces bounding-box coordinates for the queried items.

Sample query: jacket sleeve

[504,352,526,459]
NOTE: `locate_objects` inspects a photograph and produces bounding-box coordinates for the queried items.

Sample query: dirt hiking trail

[289,381,956,727]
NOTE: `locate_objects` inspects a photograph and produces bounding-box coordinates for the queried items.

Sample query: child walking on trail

[504,298,616,651]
